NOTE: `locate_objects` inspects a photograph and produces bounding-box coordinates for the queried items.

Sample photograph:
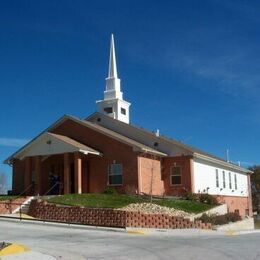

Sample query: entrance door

[82,161,89,193]
[70,163,75,193]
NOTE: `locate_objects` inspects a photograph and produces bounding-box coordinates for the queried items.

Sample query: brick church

[4,35,253,218]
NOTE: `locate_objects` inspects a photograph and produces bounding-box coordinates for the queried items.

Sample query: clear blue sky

[0,0,259,189]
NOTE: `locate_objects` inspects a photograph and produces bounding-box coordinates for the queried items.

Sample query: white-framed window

[170,166,182,186]
[108,163,123,185]
[216,169,219,188]
[234,174,237,190]
[222,171,226,188]
[121,107,126,115]
[229,172,232,189]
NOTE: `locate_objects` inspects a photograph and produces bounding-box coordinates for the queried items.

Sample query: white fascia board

[193,153,253,174]
[79,149,102,156]
[141,148,167,157]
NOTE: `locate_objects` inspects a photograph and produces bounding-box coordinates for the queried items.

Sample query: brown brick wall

[162,156,192,196]
[138,154,164,195]
[28,200,212,230]
[216,195,253,218]
[51,119,139,194]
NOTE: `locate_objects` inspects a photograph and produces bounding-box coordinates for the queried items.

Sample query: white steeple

[108,34,118,78]
[96,34,131,124]
[104,34,123,100]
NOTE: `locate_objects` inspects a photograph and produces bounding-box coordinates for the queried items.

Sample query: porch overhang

[4,132,102,165]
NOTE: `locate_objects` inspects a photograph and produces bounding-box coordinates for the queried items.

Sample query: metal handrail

[43,182,62,196]
[0,201,31,218]
[2,183,35,214]
[14,182,35,199]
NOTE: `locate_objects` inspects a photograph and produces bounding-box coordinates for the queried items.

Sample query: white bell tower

[96,34,131,124]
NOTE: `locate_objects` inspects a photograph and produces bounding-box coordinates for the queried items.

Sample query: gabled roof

[59,115,166,157]
[4,114,166,164]
[86,112,252,174]
[4,132,101,164]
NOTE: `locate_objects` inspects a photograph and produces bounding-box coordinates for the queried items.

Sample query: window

[234,174,237,190]
[235,209,240,215]
[229,172,232,189]
[108,164,122,185]
[121,107,126,115]
[216,169,219,188]
[170,166,182,185]
[104,107,113,114]
[245,209,249,216]
[222,171,226,188]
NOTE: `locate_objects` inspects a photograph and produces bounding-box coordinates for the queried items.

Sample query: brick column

[64,153,70,194]
[74,152,82,194]
[24,157,32,195]
[34,156,42,195]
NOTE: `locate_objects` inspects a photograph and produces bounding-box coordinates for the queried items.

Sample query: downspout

[137,155,142,194]
[190,156,195,193]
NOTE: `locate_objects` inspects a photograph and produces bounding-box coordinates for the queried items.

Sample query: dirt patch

[121,203,193,217]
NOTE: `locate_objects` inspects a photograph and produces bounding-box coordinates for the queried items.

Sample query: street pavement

[0,219,260,260]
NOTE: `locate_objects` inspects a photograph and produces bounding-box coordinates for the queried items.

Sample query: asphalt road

[0,220,260,260]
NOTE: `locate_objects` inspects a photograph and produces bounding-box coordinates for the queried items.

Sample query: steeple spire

[96,34,131,124]
[108,34,118,78]
[104,34,122,100]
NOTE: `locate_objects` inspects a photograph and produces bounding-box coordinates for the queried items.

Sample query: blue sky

[0,0,259,189]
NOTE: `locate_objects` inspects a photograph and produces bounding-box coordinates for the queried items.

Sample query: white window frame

[229,172,232,189]
[216,169,219,188]
[108,163,123,186]
[222,171,226,188]
[170,166,182,186]
[234,174,237,190]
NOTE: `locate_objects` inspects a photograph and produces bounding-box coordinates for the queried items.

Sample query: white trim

[79,149,102,156]
[193,153,252,174]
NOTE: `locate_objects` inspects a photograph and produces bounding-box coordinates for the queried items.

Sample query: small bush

[103,187,118,195]
[184,192,217,205]
[198,212,242,225]
[184,192,198,202]
[198,193,218,205]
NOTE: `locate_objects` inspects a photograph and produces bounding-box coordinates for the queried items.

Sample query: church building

[4,35,253,218]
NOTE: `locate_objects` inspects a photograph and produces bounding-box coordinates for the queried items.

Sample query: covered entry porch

[9,132,102,196]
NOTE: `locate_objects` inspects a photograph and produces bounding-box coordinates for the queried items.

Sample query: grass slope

[47,193,214,214]
[0,196,19,201]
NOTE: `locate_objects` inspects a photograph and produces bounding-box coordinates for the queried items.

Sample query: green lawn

[0,195,19,201]
[47,193,214,214]
[155,198,214,213]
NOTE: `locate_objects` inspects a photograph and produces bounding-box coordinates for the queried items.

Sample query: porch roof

[4,132,102,164]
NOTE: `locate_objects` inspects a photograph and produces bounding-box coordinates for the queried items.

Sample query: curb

[0,217,126,233]
[1,217,258,236]
[0,243,30,256]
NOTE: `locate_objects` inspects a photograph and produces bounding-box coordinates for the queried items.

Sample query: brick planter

[28,200,212,230]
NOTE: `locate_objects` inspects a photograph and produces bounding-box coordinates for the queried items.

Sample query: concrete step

[12,196,35,214]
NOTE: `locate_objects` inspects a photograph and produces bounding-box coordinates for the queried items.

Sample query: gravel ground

[121,203,193,217]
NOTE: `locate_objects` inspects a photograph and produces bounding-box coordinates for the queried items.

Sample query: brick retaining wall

[0,197,29,214]
[28,200,212,229]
